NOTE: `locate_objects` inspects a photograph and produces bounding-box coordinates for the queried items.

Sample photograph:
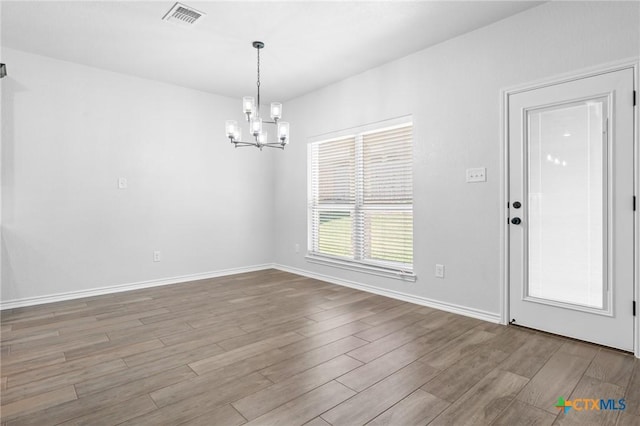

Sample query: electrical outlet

[153,251,161,262]
[435,264,445,278]
[466,168,486,183]
[295,243,300,253]
[118,177,128,189]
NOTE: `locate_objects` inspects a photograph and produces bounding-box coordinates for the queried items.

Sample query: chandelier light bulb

[250,117,263,136]
[270,102,282,120]
[243,96,255,115]
[225,120,238,138]
[257,131,267,145]
[278,121,290,143]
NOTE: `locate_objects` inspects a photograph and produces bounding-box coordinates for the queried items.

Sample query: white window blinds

[310,137,356,259]
[310,123,413,273]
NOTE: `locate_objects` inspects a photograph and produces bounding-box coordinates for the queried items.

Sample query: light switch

[118,177,128,189]
[435,264,445,278]
[466,168,486,183]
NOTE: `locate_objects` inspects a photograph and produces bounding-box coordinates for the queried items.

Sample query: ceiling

[1,1,543,102]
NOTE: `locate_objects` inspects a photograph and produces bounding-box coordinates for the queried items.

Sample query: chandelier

[225,41,290,150]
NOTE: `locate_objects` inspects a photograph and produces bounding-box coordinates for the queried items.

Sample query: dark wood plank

[260,335,367,382]
[149,350,286,408]
[1,385,77,422]
[421,346,510,402]
[159,324,246,346]
[7,366,196,425]
[322,361,440,425]
[429,369,529,425]
[500,331,563,378]
[57,394,158,426]
[218,317,316,351]
[233,355,362,420]
[516,351,591,414]
[245,381,356,426]
[419,328,496,370]
[366,389,449,426]
[347,322,432,363]
[557,340,600,361]
[2,359,127,404]
[360,303,423,326]
[281,320,372,355]
[128,373,272,425]
[491,399,556,425]
[187,332,303,375]
[624,360,640,416]
[0,352,66,377]
[122,339,224,368]
[7,339,161,387]
[617,413,640,425]
[180,404,247,426]
[295,310,377,337]
[354,311,428,342]
[337,318,476,392]
[585,349,635,388]
[304,417,331,426]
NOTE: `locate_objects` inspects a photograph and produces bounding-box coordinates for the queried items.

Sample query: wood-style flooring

[1,269,638,425]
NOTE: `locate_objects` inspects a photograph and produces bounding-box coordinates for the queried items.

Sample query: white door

[508,68,635,351]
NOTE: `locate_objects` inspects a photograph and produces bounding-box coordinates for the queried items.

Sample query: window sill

[305,254,417,282]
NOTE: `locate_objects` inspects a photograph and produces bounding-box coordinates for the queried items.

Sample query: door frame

[499,58,640,358]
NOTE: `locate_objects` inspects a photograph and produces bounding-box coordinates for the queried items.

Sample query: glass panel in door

[526,98,607,310]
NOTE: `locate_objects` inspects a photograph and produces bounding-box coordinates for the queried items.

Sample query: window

[308,119,413,279]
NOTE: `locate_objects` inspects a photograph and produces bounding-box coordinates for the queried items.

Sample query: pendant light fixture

[225,41,290,150]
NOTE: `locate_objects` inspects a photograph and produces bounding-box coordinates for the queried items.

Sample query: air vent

[162,2,205,26]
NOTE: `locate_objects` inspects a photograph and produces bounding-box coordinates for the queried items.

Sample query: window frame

[306,116,415,281]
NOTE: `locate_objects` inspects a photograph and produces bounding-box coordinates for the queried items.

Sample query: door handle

[511,217,521,225]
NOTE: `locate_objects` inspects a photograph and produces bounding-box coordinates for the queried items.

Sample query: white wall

[1,48,275,303]
[273,1,639,319]
[1,1,638,314]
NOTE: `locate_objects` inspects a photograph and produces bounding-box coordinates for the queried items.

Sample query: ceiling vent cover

[162,2,205,26]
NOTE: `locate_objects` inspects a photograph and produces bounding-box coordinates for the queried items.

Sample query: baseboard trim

[0,264,274,310]
[274,263,501,324]
[1,262,501,324]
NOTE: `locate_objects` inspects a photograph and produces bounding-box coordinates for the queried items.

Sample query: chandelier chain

[256,47,261,115]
